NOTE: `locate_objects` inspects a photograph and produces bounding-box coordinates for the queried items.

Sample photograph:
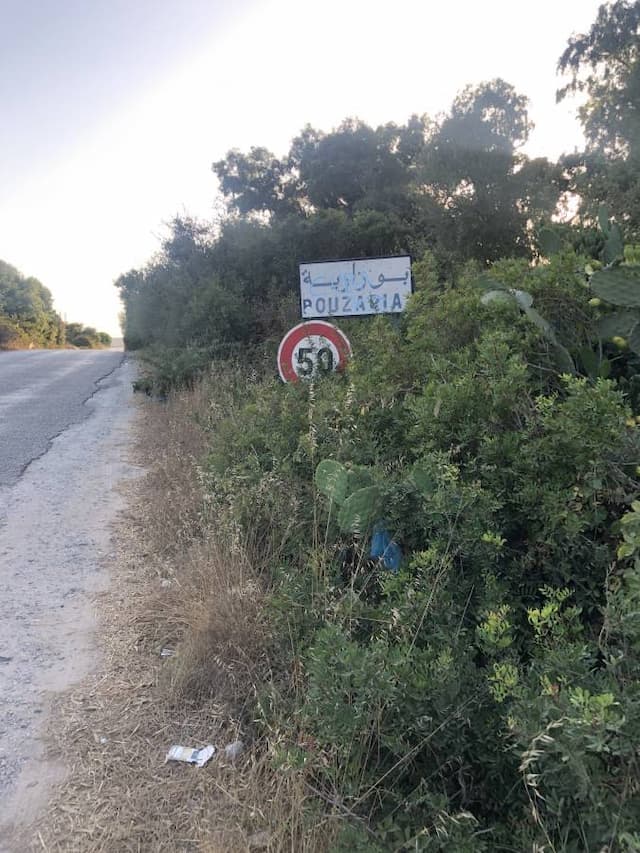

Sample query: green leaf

[629,323,640,355]
[598,203,611,235]
[410,463,436,496]
[592,268,640,307]
[552,344,577,375]
[345,467,374,495]
[603,222,624,266]
[539,227,563,257]
[522,305,557,341]
[521,305,575,373]
[474,274,507,293]
[315,459,348,505]
[512,289,534,310]
[577,348,612,380]
[617,542,635,559]
[481,289,514,306]
[577,346,599,379]
[337,486,382,533]
[595,310,640,340]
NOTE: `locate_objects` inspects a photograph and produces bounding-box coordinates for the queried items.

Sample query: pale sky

[0,0,604,336]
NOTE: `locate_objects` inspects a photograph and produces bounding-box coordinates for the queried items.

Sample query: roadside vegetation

[50,2,640,849]
[0,259,112,350]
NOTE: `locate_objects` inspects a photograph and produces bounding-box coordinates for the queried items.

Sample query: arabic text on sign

[299,256,411,318]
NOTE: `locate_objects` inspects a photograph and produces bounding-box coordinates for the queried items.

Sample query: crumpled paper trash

[165,744,215,767]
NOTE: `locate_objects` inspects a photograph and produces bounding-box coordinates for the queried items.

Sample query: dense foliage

[64,322,112,349]
[0,259,111,350]
[197,249,640,850]
[117,3,640,848]
[0,259,65,348]
[116,78,566,356]
[559,0,640,234]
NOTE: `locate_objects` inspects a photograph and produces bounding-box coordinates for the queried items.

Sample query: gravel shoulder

[0,358,139,852]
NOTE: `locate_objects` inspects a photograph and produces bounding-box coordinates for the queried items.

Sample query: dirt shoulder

[22,387,276,853]
[0,360,139,852]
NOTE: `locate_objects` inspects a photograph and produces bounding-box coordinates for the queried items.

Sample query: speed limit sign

[277,321,352,383]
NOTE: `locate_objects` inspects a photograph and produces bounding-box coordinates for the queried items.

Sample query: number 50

[296,346,335,377]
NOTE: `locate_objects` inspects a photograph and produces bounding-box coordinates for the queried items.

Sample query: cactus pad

[592,268,640,307]
[338,486,382,533]
[315,459,348,505]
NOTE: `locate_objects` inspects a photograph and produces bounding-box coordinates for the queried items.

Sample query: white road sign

[299,255,412,319]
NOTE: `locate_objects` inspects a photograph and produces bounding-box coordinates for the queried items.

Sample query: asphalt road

[0,349,126,488]
[0,350,137,851]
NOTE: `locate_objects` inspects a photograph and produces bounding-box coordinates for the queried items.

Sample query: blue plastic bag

[370,523,401,572]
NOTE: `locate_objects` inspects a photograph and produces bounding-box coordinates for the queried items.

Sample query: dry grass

[32,379,336,852]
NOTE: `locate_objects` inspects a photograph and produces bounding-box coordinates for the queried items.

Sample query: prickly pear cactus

[587,209,640,353]
[337,486,382,534]
[345,467,374,495]
[538,227,563,257]
[591,268,640,308]
[315,460,349,505]
[410,462,436,496]
[592,301,640,356]
[598,204,625,266]
[596,310,640,340]
[315,460,376,508]
[478,282,575,373]
[604,223,624,266]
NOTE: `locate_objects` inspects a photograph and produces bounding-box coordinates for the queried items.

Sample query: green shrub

[133,345,237,397]
[0,316,27,349]
[199,253,640,848]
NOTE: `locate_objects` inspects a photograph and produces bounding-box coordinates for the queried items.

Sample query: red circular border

[277,321,352,383]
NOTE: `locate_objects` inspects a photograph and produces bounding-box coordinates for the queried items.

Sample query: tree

[212,147,301,219]
[0,259,109,349]
[558,1,640,233]
[558,0,640,157]
[290,118,419,214]
[120,85,567,357]
[0,260,60,345]
[65,324,111,348]
[213,117,432,221]
[419,80,560,262]
[443,78,533,152]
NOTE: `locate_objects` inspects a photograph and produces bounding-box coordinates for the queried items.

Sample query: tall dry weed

[37,367,337,852]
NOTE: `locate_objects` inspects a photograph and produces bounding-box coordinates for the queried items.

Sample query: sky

[0,0,605,336]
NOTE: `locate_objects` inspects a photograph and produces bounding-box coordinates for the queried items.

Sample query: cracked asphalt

[0,349,126,489]
[0,350,138,850]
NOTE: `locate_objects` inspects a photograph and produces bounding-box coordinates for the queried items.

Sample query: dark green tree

[120,84,566,361]
[0,260,60,345]
[291,118,421,214]
[419,79,562,262]
[558,1,640,233]
[213,147,301,218]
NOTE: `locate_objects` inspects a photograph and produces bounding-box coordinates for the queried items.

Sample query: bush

[133,344,247,397]
[0,316,27,349]
[71,334,94,348]
[65,323,112,349]
[199,252,640,848]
